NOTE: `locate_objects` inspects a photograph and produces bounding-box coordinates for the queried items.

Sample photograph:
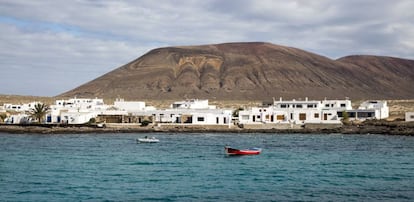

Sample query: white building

[341,100,389,120]
[130,99,232,125]
[239,98,342,125]
[54,98,106,110]
[59,111,97,124]
[3,102,40,112]
[240,98,389,125]
[4,114,32,124]
[358,100,389,119]
[321,99,352,111]
[47,98,110,124]
[151,109,232,125]
[170,99,216,109]
[2,102,43,124]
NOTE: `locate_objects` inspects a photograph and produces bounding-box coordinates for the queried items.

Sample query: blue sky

[1,0,413,96]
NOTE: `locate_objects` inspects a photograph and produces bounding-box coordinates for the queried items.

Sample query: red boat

[225,146,262,155]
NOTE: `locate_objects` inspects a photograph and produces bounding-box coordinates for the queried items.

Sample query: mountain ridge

[60,42,414,100]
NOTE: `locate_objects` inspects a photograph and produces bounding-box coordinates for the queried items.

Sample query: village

[2,96,411,131]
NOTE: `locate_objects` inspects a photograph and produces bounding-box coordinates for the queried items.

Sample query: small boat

[137,136,159,143]
[224,146,262,155]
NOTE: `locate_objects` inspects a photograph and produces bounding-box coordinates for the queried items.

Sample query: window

[277,115,285,120]
[296,104,302,108]
[340,103,346,107]
[299,113,306,121]
[325,104,330,107]
[197,117,205,122]
[314,113,319,118]
[307,104,314,108]
[281,104,287,108]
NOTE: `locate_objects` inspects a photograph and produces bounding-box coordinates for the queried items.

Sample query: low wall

[241,123,302,130]
[304,123,343,130]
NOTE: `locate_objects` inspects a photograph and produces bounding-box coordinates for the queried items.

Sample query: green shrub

[141,120,152,127]
[341,111,349,125]
[88,117,96,124]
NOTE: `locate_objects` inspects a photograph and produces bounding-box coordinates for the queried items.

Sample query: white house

[239,98,342,125]
[170,99,216,109]
[54,97,106,110]
[321,99,352,111]
[2,101,43,124]
[340,100,389,121]
[60,111,98,124]
[4,114,32,124]
[3,102,40,112]
[153,109,232,125]
[130,99,232,126]
[47,98,110,124]
[358,100,389,119]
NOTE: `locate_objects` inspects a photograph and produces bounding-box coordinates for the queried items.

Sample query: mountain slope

[60,42,414,100]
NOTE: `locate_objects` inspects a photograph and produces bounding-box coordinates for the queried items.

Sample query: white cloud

[0,0,413,96]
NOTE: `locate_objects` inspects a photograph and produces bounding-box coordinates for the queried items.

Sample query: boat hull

[137,138,159,143]
[225,147,261,155]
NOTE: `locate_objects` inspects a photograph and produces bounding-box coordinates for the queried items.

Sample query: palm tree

[30,103,49,123]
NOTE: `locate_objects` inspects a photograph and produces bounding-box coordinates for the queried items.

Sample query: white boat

[137,136,159,143]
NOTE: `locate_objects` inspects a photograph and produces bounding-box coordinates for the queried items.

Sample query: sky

[0,0,413,96]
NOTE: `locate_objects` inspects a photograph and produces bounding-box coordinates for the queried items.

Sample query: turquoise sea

[1,132,413,201]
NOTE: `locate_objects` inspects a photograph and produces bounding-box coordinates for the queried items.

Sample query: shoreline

[1,121,413,135]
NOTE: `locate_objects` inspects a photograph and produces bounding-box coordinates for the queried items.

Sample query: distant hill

[59,42,414,100]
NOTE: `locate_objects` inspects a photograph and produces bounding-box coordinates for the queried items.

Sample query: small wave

[129,162,156,165]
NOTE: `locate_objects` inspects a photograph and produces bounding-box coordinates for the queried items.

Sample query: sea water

[1,133,413,201]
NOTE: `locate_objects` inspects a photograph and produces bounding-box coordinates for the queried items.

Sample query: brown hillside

[60,42,414,100]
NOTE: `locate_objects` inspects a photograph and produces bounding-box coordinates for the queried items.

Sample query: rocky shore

[1,120,413,135]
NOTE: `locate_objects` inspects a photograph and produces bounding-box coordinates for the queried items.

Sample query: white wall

[192,113,231,125]
[405,112,414,122]
[114,101,146,111]
[60,112,97,124]
[4,114,32,124]
[239,106,341,124]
